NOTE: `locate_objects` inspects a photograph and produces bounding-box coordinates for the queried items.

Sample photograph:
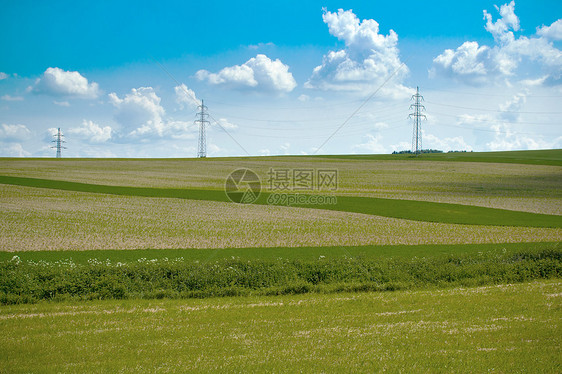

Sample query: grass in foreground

[1,280,560,372]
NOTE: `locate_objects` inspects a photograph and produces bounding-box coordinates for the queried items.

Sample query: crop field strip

[1,155,560,215]
[1,175,561,229]
[1,280,560,372]
[1,242,558,264]
[2,184,560,251]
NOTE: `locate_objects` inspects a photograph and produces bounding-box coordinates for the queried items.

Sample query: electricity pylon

[409,87,426,155]
[196,100,209,158]
[51,127,66,158]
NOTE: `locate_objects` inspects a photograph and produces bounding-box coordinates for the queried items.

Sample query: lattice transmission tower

[409,87,426,155]
[51,127,66,158]
[196,100,209,158]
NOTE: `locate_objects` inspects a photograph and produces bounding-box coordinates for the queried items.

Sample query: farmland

[0,149,561,372]
[1,280,560,372]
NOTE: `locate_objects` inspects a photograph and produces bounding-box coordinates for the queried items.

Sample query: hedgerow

[1,248,560,304]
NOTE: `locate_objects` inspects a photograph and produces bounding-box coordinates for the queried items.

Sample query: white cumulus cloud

[0,143,31,157]
[352,134,387,154]
[537,19,562,40]
[483,1,520,42]
[423,133,473,152]
[109,87,165,136]
[306,9,409,95]
[174,83,200,110]
[215,118,238,130]
[68,120,113,143]
[109,87,200,140]
[431,1,562,86]
[0,124,31,142]
[0,72,8,80]
[196,54,297,93]
[430,42,490,84]
[498,91,527,122]
[454,92,559,151]
[34,67,100,98]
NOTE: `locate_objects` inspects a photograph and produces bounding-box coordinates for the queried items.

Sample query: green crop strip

[1,242,557,265]
[1,175,561,228]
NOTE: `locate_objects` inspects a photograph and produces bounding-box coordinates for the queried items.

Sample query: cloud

[483,1,520,42]
[537,19,562,41]
[33,67,100,98]
[431,2,562,86]
[486,123,562,151]
[0,143,31,157]
[196,54,297,93]
[68,120,112,143]
[454,92,559,151]
[214,118,238,130]
[305,9,409,95]
[248,42,275,50]
[174,83,200,110]
[498,91,527,122]
[54,100,70,107]
[0,72,8,80]
[423,133,473,152]
[352,134,387,154]
[389,141,411,152]
[166,120,197,140]
[430,42,490,84]
[0,124,31,142]
[109,87,165,136]
[109,87,199,140]
[1,94,24,101]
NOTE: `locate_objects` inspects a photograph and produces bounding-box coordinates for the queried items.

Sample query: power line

[152,57,250,156]
[425,100,562,114]
[424,87,562,98]
[430,111,560,125]
[312,56,411,154]
[432,122,548,136]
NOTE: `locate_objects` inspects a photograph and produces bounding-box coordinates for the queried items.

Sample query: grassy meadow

[1,280,560,372]
[0,150,561,372]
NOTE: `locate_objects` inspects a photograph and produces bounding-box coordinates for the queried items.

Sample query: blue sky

[1,0,561,157]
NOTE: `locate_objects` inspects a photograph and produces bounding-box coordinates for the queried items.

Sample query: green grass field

[1,280,560,372]
[1,150,561,372]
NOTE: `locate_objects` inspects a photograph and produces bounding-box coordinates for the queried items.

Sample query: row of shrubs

[1,248,560,304]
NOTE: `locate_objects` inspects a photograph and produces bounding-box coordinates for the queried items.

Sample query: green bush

[0,248,560,305]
